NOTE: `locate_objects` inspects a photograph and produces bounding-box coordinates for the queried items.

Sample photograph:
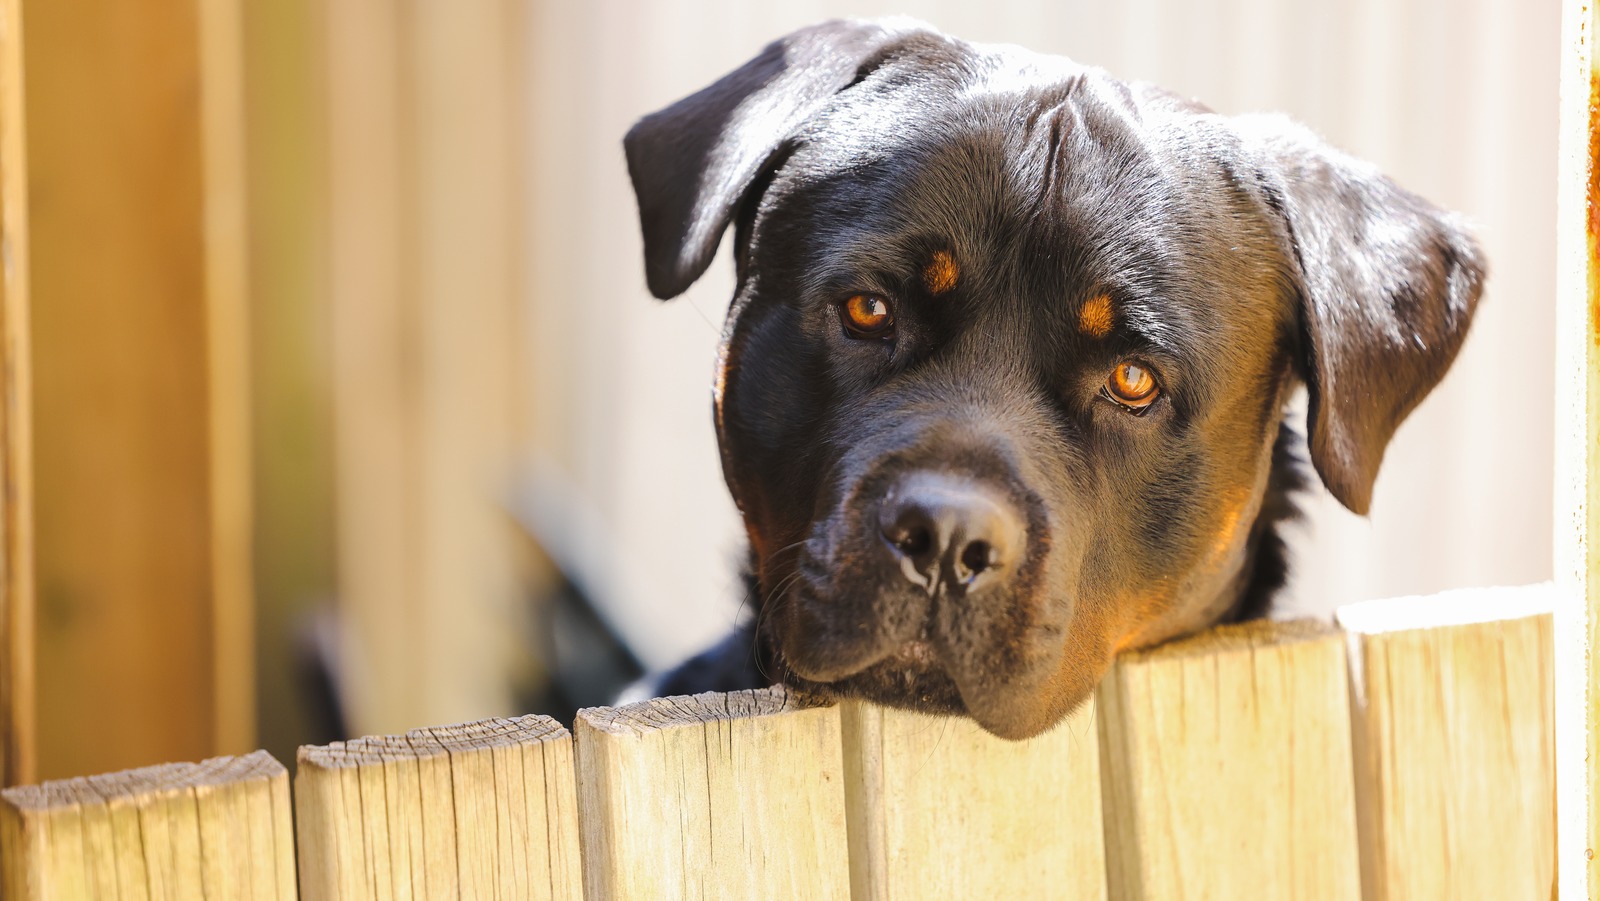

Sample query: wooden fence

[0,587,1554,900]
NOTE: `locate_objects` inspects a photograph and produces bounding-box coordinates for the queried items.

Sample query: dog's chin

[786,640,969,716]
[781,639,1078,740]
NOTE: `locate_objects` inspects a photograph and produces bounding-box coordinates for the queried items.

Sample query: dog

[622,18,1482,739]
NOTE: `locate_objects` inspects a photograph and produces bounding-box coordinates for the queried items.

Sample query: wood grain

[0,749,295,900]
[840,697,1106,901]
[0,0,35,787]
[1096,619,1361,900]
[575,687,850,900]
[295,713,581,901]
[1339,586,1557,900]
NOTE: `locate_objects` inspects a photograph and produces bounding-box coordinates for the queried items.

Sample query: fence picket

[574,686,849,900]
[294,715,580,901]
[840,698,1106,900]
[0,750,294,901]
[1338,585,1557,900]
[1096,619,1361,900]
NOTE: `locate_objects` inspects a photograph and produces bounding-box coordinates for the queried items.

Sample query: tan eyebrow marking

[1078,293,1114,338]
[922,249,959,295]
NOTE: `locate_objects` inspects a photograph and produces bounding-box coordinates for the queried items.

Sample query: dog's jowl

[624,18,1482,739]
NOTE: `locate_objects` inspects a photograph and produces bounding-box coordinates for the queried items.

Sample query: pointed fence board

[574,687,849,900]
[0,749,295,901]
[1096,618,1360,901]
[1338,585,1557,901]
[294,714,580,901]
[839,698,1106,901]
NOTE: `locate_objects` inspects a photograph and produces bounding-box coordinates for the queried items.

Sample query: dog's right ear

[625,18,922,299]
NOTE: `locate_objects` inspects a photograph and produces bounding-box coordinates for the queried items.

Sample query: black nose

[877,472,1024,591]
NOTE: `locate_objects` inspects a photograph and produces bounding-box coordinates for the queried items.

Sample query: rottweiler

[622,18,1482,739]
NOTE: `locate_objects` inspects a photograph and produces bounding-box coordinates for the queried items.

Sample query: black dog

[623,18,1481,739]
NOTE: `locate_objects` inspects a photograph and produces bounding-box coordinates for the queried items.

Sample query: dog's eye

[839,294,895,340]
[1103,361,1160,411]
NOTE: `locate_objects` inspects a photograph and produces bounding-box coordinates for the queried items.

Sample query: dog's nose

[878,472,1023,590]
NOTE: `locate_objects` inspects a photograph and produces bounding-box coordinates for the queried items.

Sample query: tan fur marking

[923,249,959,295]
[1079,294,1114,337]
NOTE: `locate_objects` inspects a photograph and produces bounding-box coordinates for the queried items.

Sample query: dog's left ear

[1237,115,1485,515]
[624,18,925,299]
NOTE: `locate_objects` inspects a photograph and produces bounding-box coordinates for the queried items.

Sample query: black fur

[625,19,1482,738]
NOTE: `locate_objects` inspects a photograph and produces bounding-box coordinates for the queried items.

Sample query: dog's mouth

[783,635,970,716]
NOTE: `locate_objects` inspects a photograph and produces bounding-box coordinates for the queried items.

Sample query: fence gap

[575,687,850,899]
[1339,585,1557,899]
[294,714,580,901]
[1096,619,1360,900]
[0,750,294,900]
[840,698,1106,900]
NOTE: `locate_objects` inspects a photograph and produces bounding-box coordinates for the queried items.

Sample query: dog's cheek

[717,307,836,555]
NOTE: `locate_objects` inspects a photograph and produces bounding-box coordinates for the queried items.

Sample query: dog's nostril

[876,472,1023,591]
[959,539,994,577]
[895,523,933,558]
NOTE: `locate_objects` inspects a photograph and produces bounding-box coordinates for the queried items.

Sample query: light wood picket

[841,698,1106,901]
[0,750,295,901]
[1339,586,1557,901]
[575,687,850,900]
[1096,619,1362,901]
[294,714,581,901]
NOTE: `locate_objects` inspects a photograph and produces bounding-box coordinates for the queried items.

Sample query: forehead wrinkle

[795,225,937,300]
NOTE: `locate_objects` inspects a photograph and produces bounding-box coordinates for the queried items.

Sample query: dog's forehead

[773,49,1284,348]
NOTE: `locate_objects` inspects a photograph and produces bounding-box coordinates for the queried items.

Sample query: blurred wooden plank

[295,714,580,901]
[0,749,294,900]
[1096,619,1360,900]
[1339,586,1557,900]
[0,0,35,787]
[840,699,1105,901]
[240,0,338,767]
[575,687,849,899]
[326,0,525,738]
[25,0,253,778]
[198,0,256,759]
[1555,0,1600,894]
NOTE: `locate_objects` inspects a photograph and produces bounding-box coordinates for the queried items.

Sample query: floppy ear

[1238,115,1485,515]
[624,18,921,299]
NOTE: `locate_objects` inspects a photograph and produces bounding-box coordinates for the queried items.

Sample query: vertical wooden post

[575,687,851,899]
[24,0,254,778]
[1340,586,1556,900]
[0,750,295,900]
[840,699,1106,900]
[0,0,34,787]
[1096,619,1360,900]
[295,714,581,901]
[1556,0,1600,893]
[325,0,526,738]
[240,0,338,767]
[197,0,256,764]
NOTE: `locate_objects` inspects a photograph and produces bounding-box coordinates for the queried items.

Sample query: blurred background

[7,0,1557,780]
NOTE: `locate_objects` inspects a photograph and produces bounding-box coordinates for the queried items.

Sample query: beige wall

[521,0,1558,667]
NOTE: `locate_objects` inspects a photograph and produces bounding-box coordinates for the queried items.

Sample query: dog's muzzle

[876,470,1024,598]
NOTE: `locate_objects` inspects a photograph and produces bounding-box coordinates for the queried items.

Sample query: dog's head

[625,19,1482,738]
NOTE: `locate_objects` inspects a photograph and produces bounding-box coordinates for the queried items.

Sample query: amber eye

[1104,361,1160,411]
[839,294,895,339]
